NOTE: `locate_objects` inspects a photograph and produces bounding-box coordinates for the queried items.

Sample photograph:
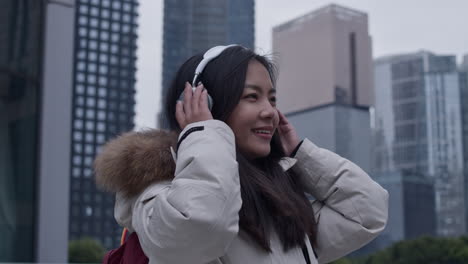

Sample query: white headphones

[178,44,239,111]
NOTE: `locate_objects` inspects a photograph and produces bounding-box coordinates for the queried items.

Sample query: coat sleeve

[291,139,389,264]
[131,120,242,264]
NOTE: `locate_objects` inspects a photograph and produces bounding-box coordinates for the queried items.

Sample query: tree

[360,236,468,264]
[68,237,106,263]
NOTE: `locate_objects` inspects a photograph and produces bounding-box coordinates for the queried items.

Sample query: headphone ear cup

[206,93,213,111]
[177,90,213,111]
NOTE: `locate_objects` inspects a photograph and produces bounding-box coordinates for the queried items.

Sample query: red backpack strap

[120,228,129,245]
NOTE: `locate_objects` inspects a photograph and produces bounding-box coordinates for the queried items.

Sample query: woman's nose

[259,102,276,119]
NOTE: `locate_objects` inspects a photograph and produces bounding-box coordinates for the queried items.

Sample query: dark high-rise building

[70,0,139,249]
[1,0,75,262]
[159,0,255,127]
[355,170,436,255]
[460,55,468,233]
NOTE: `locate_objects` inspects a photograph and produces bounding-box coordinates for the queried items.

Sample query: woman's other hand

[176,82,213,129]
[277,110,300,156]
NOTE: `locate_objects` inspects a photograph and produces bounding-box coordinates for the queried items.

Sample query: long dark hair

[165,46,316,251]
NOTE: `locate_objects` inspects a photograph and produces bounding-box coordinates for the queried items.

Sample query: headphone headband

[192,44,238,86]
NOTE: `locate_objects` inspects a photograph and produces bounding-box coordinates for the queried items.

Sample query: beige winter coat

[95,120,388,264]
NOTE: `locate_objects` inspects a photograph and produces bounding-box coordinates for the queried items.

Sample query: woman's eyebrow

[245,84,276,94]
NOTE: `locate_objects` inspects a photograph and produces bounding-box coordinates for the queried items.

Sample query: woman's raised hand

[277,110,300,156]
[176,82,213,129]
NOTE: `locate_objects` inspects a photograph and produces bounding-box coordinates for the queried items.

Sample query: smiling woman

[95,45,389,264]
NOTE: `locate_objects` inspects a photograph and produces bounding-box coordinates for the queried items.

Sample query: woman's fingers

[200,89,209,111]
[175,101,186,129]
[176,82,213,129]
[277,109,289,125]
[183,82,193,117]
[192,83,203,113]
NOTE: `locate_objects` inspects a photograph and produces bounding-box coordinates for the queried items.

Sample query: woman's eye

[244,94,258,100]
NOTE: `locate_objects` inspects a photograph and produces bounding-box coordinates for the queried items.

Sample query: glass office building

[70,0,139,249]
[374,51,465,237]
[460,58,468,234]
[0,1,44,261]
[159,0,254,127]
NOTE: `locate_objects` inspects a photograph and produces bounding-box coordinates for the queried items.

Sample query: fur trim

[94,129,178,198]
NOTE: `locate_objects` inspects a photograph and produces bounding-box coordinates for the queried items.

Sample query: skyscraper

[460,55,468,234]
[272,4,373,172]
[70,0,139,249]
[159,0,255,127]
[1,0,75,262]
[374,51,465,237]
[273,4,374,114]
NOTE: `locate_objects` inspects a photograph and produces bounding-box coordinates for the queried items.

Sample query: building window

[74,119,83,130]
[86,109,95,119]
[111,44,118,54]
[88,63,97,73]
[90,7,99,16]
[89,52,97,61]
[97,122,105,132]
[73,156,82,166]
[79,5,88,14]
[99,76,107,86]
[77,50,86,59]
[99,65,108,74]
[74,131,83,141]
[77,61,86,71]
[111,33,119,42]
[86,97,96,108]
[79,27,87,37]
[98,99,106,109]
[77,73,85,82]
[112,11,120,21]
[76,83,85,94]
[89,40,97,50]
[100,31,109,41]
[97,134,105,144]
[84,156,93,166]
[123,3,131,12]
[84,168,92,178]
[101,9,110,18]
[99,42,109,52]
[99,53,108,63]
[87,74,96,84]
[89,29,98,39]
[73,167,81,178]
[98,87,107,97]
[74,143,83,154]
[101,20,109,30]
[85,144,94,155]
[88,86,96,96]
[112,1,121,9]
[85,133,94,142]
[79,16,88,25]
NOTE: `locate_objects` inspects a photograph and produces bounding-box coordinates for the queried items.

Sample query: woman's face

[227,60,279,159]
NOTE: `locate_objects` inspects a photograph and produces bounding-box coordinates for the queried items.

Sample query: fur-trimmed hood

[94,129,178,198]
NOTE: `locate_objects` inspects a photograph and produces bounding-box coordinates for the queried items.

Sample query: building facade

[70,0,139,249]
[286,103,371,172]
[159,0,255,127]
[374,51,465,237]
[1,0,75,262]
[460,55,468,234]
[272,4,374,114]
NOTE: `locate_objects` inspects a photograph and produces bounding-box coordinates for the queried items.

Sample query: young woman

[95,45,388,264]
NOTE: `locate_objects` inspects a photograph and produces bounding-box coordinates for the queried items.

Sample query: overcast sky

[134,0,468,129]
